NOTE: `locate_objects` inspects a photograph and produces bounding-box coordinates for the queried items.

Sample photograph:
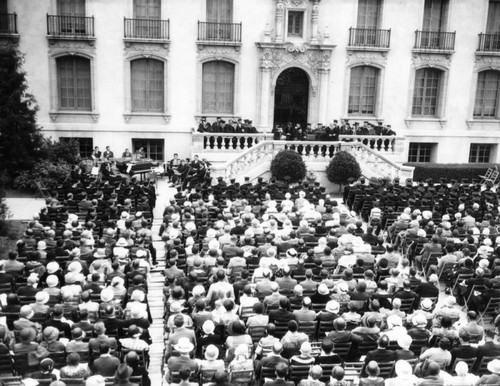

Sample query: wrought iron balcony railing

[414,30,455,51]
[47,14,94,37]
[0,13,17,35]
[348,27,391,49]
[197,21,241,43]
[124,18,169,40]
[477,33,500,52]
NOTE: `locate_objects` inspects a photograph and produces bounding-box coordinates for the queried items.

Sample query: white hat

[115,238,128,247]
[488,359,500,374]
[136,249,147,258]
[203,320,215,335]
[173,337,194,353]
[318,283,329,295]
[46,275,59,287]
[46,262,60,274]
[387,314,403,328]
[37,241,47,250]
[35,291,50,304]
[100,288,114,302]
[325,300,340,314]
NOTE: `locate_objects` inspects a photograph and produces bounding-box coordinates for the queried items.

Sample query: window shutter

[134,0,161,19]
[357,0,380,29]
[207,0,233,23]
[58,0,85,16]
[202,61,234,114]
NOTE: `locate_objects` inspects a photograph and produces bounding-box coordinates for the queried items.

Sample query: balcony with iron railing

[347,27,391,51]
[46,14,95,41]
[124,18,170,41]
[477,33,500,55]
[413,30,455,53]
[197,21,242,45]
[0,13,17,36]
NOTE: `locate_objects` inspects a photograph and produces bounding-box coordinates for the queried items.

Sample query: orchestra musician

[103,146,114,160]
[122,148,132,158]
[135,147,145,160]
[168,153,182,184]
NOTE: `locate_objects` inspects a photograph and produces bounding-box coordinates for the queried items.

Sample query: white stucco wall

[6,0,500,164]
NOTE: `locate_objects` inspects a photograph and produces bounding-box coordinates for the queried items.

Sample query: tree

[326,150,362,191]
[0,48,44,185]
[270,149,307,183]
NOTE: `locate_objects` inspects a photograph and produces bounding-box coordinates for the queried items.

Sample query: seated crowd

[1,172,156,386]
[4,168,500,386]
[158,175,500,386]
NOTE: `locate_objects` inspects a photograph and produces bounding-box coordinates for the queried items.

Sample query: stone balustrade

[211,139,414,182]
[339,135,404,155]
[192,132,274,153]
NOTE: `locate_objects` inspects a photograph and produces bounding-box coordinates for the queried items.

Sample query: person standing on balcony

[197,117,212,133]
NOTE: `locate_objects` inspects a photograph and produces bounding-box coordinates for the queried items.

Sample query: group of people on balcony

[196,117,259,134]
[272,120,396,142]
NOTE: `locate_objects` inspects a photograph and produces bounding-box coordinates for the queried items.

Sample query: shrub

[270,149,307,182]
[406,163,494,182]
[326,151,362,187]
[13,159,72,193]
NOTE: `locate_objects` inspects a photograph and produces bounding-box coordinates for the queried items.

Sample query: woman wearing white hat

[198,344,224,374]
[385,359,421,386]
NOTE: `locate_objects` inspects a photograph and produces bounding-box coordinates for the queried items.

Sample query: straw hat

[325,300,340,314]
[173,337,194,353]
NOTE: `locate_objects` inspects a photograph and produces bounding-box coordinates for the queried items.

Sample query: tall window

[132,138,164,161]
[57,0,85,16]
[288,11,304,37]
[134,0,160,19]
[57,56,91,111]
[412,68,443,117]
[487,0,500,33]
[207,0,232,23]
[357,0,382,29]
[348,66,379,115]
[469,144,492,163]
[408,143,435,163]
[422,0,449,31]
[202,61,234,114]
[131,59,164,112]
[474,71,500,118]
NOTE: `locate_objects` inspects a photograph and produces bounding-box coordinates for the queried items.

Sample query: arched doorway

[273,67,309,129]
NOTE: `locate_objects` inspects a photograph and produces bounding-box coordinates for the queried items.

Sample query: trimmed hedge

[326,151,362,185]
[405,163,497,182]
[270,149,307,182]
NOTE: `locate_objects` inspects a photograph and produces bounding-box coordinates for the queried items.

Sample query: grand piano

[115,158,160,178]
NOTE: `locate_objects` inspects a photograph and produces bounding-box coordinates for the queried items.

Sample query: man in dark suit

[393,280,420,310]
[268,298,294,324]
[363,335,395,368]
[256,342,290,379]
[92,342,121,376]
[263,362,294,386]
[450,330,477,367]
[45,306,72,338]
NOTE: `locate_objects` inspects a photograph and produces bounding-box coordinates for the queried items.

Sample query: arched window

[56,55,91,110]
[348,66,379,115]
[474,70,500,119]
[202,61,234,114]
[412,68,444,117]
[131,58,164,112]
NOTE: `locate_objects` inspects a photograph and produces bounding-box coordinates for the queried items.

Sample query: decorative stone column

[318,68,330,124]
[310,1,320,45]
[275,0,285,43]
[260,66,272,130]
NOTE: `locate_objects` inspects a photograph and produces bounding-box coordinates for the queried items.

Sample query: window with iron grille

[202,61,234,114]
[132,138,164,161]
[60,137,93,158]
[408,142,435,163]
[474,70,500,118]
[131,58,164,112]
[469,144,492,163]
[287,11,304,37]
[56,56,91,111]
[412,68,443,117]
[348,66,379,115]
